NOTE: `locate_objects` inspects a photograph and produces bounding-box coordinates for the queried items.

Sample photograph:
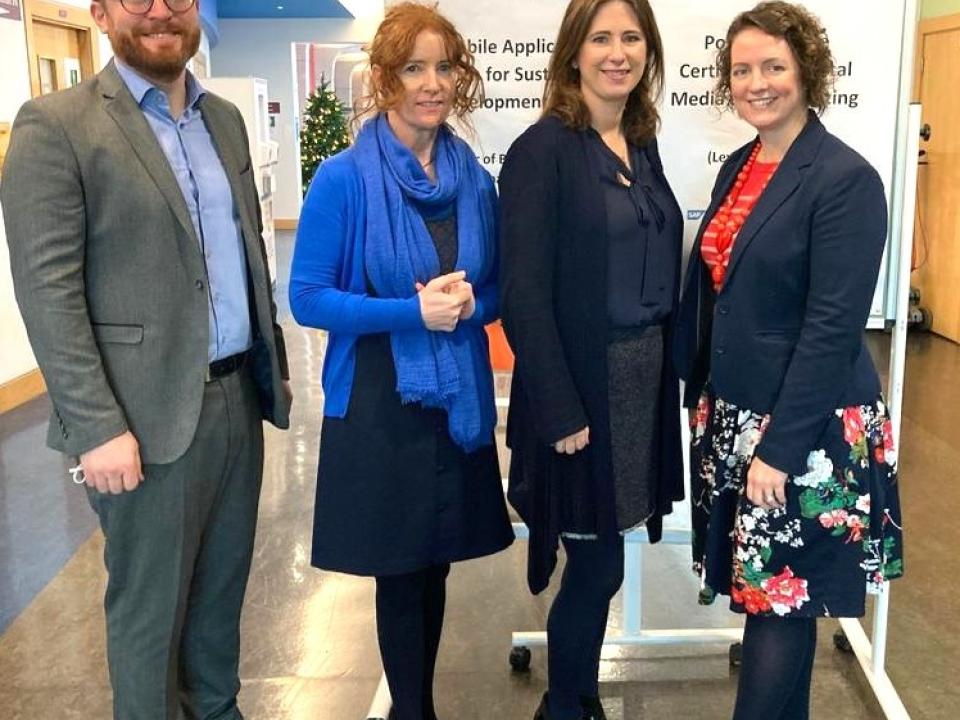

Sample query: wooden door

[32,20,84,94]
[23,0,99,98]
[914,15,960,343]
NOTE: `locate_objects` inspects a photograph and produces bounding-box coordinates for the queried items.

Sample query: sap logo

[687,210,706,221]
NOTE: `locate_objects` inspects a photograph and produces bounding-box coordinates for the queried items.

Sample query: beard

[108,22,202,84]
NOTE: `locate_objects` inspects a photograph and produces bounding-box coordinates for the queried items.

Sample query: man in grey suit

[1,0,291,717]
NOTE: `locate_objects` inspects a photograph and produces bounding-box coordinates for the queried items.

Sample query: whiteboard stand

[505,402,746,670]
[508,523,743,667]
[365,671,392,720]
[829,0,921,708]
[831,101,921,720]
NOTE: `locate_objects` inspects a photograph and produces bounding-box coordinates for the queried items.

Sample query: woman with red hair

[290,4,513,718]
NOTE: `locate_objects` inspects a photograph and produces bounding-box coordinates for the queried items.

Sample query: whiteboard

[438,0,908,323]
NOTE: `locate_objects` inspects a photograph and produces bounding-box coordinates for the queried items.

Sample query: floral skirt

[690,389,904,617]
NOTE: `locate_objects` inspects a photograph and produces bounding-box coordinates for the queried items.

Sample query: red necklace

[706,142,775,288]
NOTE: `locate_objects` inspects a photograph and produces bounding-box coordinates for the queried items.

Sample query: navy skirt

[558,325,664,537]
[312,333,514,577]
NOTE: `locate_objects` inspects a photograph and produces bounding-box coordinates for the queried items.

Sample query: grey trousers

[87,367,264,720]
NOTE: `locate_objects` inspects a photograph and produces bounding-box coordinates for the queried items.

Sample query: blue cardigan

[289,146,500,417]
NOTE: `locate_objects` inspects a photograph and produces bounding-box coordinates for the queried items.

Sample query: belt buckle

[205,352,244,383]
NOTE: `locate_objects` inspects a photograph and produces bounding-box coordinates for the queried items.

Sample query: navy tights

[733,614,817,720]
[546,537,624,720]
[375,563,450,720]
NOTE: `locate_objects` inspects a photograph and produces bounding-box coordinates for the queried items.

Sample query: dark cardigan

[672,113,887,477]
[499,116,685,594]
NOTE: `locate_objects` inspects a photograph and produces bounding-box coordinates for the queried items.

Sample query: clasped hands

[416,271,475,332]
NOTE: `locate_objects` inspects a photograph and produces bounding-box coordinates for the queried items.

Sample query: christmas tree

[300,80,351,194]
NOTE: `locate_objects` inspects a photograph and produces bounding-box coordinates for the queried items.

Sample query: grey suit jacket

[1,61,291,464]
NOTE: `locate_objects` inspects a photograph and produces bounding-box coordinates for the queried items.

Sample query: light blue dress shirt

[115,60,252,363]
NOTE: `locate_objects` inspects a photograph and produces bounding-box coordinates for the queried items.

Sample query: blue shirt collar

[114,59,206,112]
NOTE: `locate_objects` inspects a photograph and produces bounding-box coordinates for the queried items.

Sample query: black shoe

[533,692,550,719]
[580,696,607,720]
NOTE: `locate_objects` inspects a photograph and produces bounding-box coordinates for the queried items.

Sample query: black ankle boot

[533,692,550,719]
[579,696,607,720]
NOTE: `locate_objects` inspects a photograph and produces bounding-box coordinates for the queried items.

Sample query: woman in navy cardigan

[674,3,904,718]
[289,4,512,718]
[500,1,683,717]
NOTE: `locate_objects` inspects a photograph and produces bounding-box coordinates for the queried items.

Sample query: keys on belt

[205,351,248,382]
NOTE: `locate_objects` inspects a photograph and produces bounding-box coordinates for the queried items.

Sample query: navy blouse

[586,130,679,329]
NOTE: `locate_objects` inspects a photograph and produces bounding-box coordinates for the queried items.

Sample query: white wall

[191,31,212,76]
[0,15,35,385]
[1,1,222,389]
[212,12,384,221]
[0,0,111,387]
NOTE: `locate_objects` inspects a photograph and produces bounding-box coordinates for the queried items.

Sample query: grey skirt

[562,325,663,538]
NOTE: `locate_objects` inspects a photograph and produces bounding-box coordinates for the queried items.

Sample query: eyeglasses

[119,0,197,15]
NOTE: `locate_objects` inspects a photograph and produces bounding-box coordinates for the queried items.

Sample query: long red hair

[354,2,483,130]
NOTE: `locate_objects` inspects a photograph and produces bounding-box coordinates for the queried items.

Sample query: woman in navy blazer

[674,3,904,718]
[500,1,684,717]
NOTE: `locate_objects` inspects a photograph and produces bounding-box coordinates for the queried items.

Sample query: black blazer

[499,116,685,593]
[673,113,887,477]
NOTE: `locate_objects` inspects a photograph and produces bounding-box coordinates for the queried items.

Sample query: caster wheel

[833,629,853,654]
[509,645,532,672]
[729,642,743,667]
[920,307,933,332]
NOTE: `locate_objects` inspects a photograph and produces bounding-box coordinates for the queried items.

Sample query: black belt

[205,351,248,382]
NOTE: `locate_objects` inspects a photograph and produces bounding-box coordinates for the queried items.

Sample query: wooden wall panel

[914,15,960,342]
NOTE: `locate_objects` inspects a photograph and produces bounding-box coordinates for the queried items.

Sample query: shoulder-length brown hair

[353,2,483,131]
[542,0,664,145]
[715,1,834,113]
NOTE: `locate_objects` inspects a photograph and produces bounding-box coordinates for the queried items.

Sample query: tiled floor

[0,232,954,719]
[0,395,96,632]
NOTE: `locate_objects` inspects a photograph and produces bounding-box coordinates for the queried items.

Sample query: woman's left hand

[449,280,475,320]
[746,457,788,510]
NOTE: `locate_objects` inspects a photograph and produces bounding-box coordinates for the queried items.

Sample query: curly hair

[715,2,834,113]
[542,0,665,146]
[353,2,483,130]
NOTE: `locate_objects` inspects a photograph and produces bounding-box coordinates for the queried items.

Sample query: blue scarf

[356,114,496,452]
